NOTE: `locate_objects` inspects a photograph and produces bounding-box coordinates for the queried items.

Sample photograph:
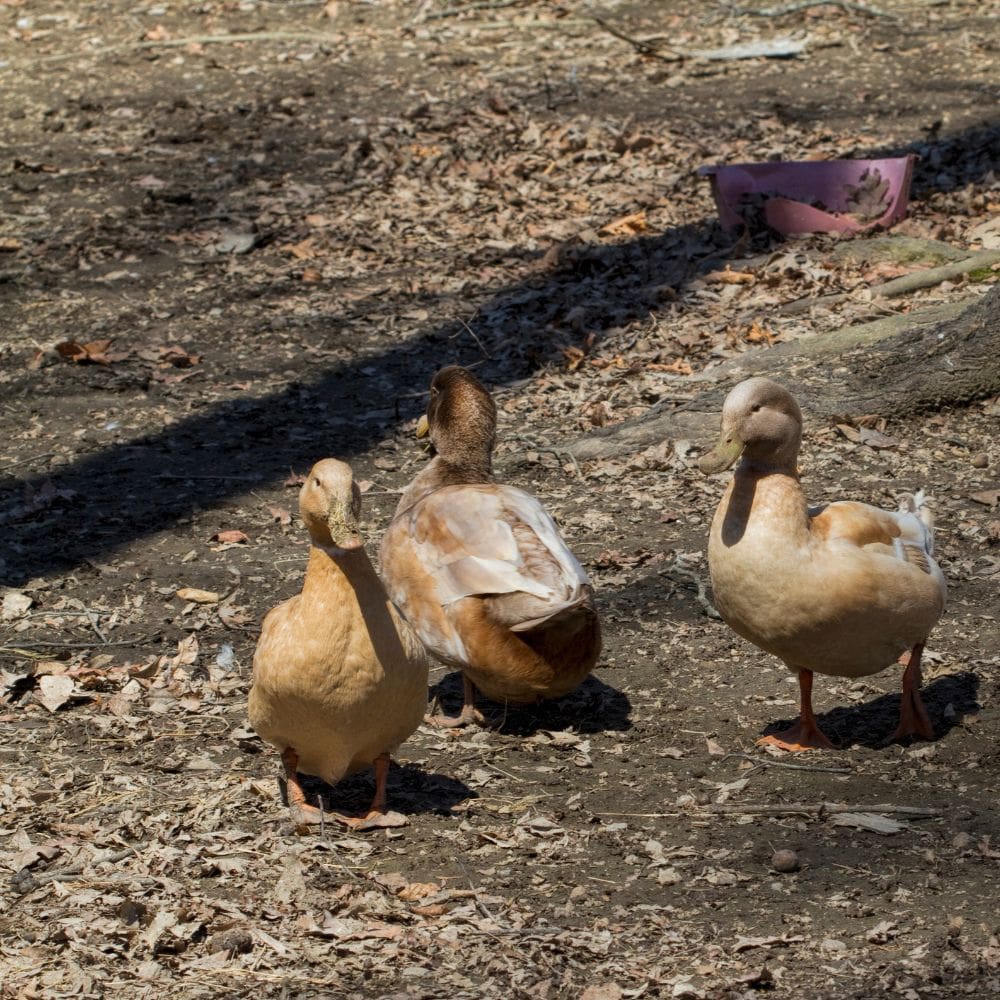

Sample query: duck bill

[698,433,744,474]
[415,414,429,439]
[327,505,363,550]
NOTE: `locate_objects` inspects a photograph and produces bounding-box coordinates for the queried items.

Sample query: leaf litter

[1,0,1000,997]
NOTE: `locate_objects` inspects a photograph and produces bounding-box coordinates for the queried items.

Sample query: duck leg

[280,747,326,828]
[425,674,489,729]
[757,669,835,752]
[892,643,934,742]
[281,749,404,832]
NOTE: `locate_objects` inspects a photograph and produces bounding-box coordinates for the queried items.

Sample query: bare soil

[1,1,999,997]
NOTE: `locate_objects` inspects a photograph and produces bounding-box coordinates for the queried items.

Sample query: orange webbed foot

[757,719,836,752]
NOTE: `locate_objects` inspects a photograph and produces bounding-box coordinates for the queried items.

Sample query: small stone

[207,929,253,957]
[971,453,989,468]
[951,832,973,850]
[771,849,800,873]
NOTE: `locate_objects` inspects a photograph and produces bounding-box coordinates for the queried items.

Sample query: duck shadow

[430,671,633,737]
[760,671,980,750]
[292,762,474,819]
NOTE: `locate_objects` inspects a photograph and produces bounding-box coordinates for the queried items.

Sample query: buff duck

[699,377,947,751]
[379,365,601,728]
[249,458,429,829]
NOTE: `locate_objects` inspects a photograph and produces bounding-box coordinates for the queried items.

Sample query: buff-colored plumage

[249,459,428,826]
[379,366,600,726]
[700,377,946,749]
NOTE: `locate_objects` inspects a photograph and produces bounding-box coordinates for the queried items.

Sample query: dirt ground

[2,1,1000,997]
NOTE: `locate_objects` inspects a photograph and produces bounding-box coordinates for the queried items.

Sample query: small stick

[722,752,852,774]
[424,0,525,20]
[29,847,138,886]
[0,640,135,651]
[589,14,681,61]
[780,249,1000,315]
[736,0,894,17]
[451,318,492,359]
[0,452,55,474]
[42,32,343,63]
[700,801,941,816]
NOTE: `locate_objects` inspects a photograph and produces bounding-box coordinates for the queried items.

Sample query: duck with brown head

[249,459,429,831]
[380,366,602,728]
[700,377,947,751]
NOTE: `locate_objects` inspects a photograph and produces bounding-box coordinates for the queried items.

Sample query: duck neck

[395,450,494,514]
[301,543,381,607]
[719,461,809,548]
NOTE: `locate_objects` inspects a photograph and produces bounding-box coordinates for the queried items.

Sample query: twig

[736,0,894,17]
[722,752,852,774]
[0,452,55,474]
[660,559,720,619]
[452,317,492,359]
[873,249,1000,297]
[0,641,135,651]
[588,15,682,61]
[155,472,264,481]
[780,249,1000,315]
[424,0,525,20]
[41,32,342,63]
[700,801,942,817]
[30,847,138,886]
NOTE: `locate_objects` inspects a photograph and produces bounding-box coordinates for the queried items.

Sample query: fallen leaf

[211,530,250,545]
[2,591,32,620]
[706,267,755,285]
[175,587,219,604]
[397,882,440,901]
[55,339,115,364]
[970,489,999,507]
[267,505,292,526]
[858,427,898,449]
[37,674,78,713]
[599,211,648,237]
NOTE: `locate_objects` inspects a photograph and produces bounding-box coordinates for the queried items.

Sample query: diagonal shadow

[2,104,998,586]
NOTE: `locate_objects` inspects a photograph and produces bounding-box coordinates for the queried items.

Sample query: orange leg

[892,643,934,742]
[757,669,835,752]
[280,748,396,832]
[424,674,489,730]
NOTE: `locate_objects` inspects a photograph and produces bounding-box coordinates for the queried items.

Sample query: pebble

[771,849,800,873]
[971,453,989,468]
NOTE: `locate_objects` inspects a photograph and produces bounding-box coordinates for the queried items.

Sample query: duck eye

[314,477,321,486]
[751,403,762,413]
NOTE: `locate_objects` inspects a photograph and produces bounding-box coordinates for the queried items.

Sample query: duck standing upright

[379,366,601,728]
[249,459,429,829]
[699,377,946,750]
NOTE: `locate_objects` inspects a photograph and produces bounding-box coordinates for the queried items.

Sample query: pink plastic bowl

[698,155,917,235]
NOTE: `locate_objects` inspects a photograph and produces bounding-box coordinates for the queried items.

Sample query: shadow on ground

[2,94,997,587]
[430,671,632,737]
[760,671,981,750]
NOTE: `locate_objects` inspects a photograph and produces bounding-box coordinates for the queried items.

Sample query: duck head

[417,365,497,474]
[299,458,364,551]
[698,377,803,475]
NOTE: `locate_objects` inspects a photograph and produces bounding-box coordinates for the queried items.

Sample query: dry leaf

[970,489,999,507]
[267,505,292,525]
[211,530,250,545]
[397,882,440,901]
[55,339,115,364]
[706,268,755,285]
[175,587,220,604]
[37,675,78,713]
[599,211,648,237]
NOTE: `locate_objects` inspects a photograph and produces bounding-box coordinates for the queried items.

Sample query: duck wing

[403,484,591,623]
